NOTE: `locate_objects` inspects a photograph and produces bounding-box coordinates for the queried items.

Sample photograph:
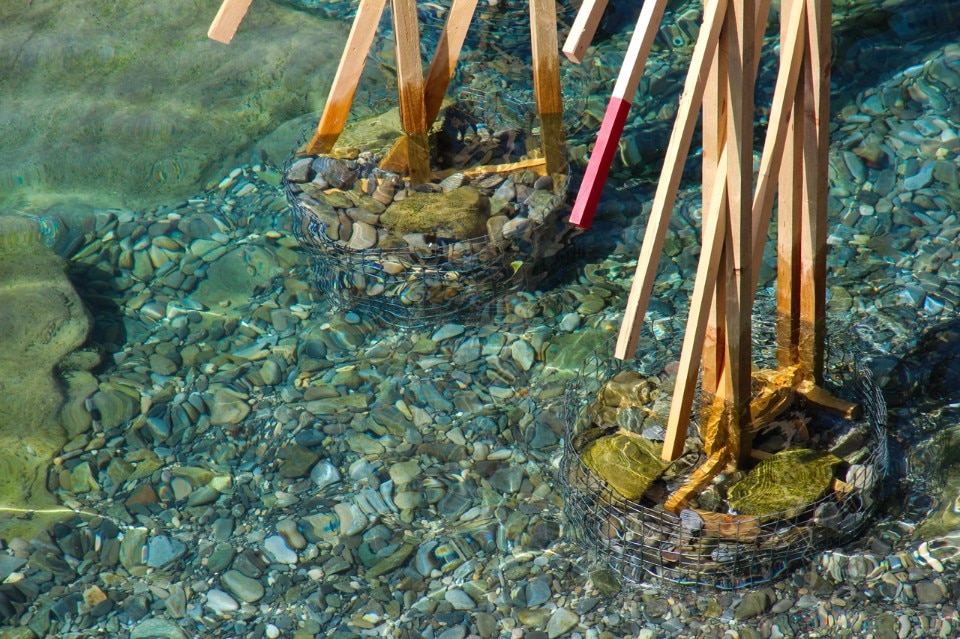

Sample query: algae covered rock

[581,431,669,501]
[0,215,91,539]
[727,448,842,516]
[381,186,490,240]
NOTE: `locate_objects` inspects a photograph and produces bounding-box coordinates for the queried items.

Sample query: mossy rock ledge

[380,186,490,241]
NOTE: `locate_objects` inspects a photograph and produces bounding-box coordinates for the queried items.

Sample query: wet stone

[437,626,468,639]
[129,618,188,639]
[212,518,234,542]
[915,580,944,605]
[546,607,579,639]
[264,535,298,564]
[735,591,771,621]
[222,569,265,603]
[489,466,524,494]
[145,535,186,569]
[311,460,342,489]
[279,445,320,478]
[526,577,552,607]
[205,589,239,614]
[207,543,236,574]
[445,588,475,610]
[347,433,386,455]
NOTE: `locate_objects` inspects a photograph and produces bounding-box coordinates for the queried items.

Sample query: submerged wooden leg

[722,0,755,468]
[798,0,830,384]
[380,0,479,174]
[303,0,390,155]
[530,0,568,176]
[392,0,431,183]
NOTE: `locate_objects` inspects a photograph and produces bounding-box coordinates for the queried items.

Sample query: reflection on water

[2,0,960,636]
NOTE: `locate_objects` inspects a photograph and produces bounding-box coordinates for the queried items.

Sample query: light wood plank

[614,0,729,360]
[208,0,254,44]
[776,0,805,368]
[701,12,728,399]
[392,0,431,183]
[662,150,729,462]
[530,0,568,175]
[798,0,831,383]
[303,0,390,155]
[721,0,755,467]
[749,0,807,282]
[562,0,609,63]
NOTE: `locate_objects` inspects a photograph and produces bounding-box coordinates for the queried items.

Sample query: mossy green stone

[727,449,842,515]
[581,432,668,500]
[381,186,490,240]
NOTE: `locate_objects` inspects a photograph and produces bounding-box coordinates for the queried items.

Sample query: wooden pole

[700,5,728,403]
[529,0,568,176]
[303,0,390,155]
[562,0,609,63]
[799,0,831,384]
[614,0,728,361]
[380,0,479,173]
[662,150,729,462]
[721,0,755,468]
[568,0,670,229]
[392,0,431,183]
[208,0,254,44]
[775,0,806,368]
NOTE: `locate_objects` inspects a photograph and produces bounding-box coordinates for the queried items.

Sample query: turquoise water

[3,0,960,637]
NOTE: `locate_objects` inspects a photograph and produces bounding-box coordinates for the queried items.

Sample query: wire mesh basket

[560,354,888,589]
[284,104,574,327]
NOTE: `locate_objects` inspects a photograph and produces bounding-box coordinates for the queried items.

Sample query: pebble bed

[3,6,960,639]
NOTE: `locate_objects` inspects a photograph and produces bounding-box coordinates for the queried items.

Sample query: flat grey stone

[222,569,265,603]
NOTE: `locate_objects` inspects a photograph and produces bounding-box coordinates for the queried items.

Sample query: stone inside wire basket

[283,100,574,327]
[560,354,888,590]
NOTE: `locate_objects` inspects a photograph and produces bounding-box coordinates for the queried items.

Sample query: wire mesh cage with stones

[283,122,574,327]
[559,352,889,590]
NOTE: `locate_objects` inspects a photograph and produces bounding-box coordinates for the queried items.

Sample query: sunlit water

[3,0,960,636]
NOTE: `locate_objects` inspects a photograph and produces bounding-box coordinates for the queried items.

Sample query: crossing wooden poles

[213,0,565,184]
[380,0,480,174]
[592,0,851,506]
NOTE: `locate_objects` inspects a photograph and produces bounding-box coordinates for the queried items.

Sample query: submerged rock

[580,431,668,501]
[727,449,842,516]
[0,215,91,540]
[380,186,491,241]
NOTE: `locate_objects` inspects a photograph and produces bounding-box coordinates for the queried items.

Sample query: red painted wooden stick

[569,0,669,229]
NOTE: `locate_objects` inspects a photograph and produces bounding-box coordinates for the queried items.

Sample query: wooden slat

[303,0,390,155]
[208,0,254,44]
[750,0,807,283]
[700,11,727,400]
[530,0,568,176]
[775,0,806,368]
[662,149,729,462]
[380,0,479,173]
[614,0,729,360]
[721,0,755,468]
[562,0,609,63]
[423,0,478,121]
[392,0,431,183]
[568,0,670,228]
[798,0,831,384]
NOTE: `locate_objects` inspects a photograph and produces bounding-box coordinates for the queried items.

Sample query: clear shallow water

[2,0,960,637]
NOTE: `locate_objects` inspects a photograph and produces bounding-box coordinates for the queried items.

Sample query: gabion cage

[284,108,574,328]
[560,356,888,589]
